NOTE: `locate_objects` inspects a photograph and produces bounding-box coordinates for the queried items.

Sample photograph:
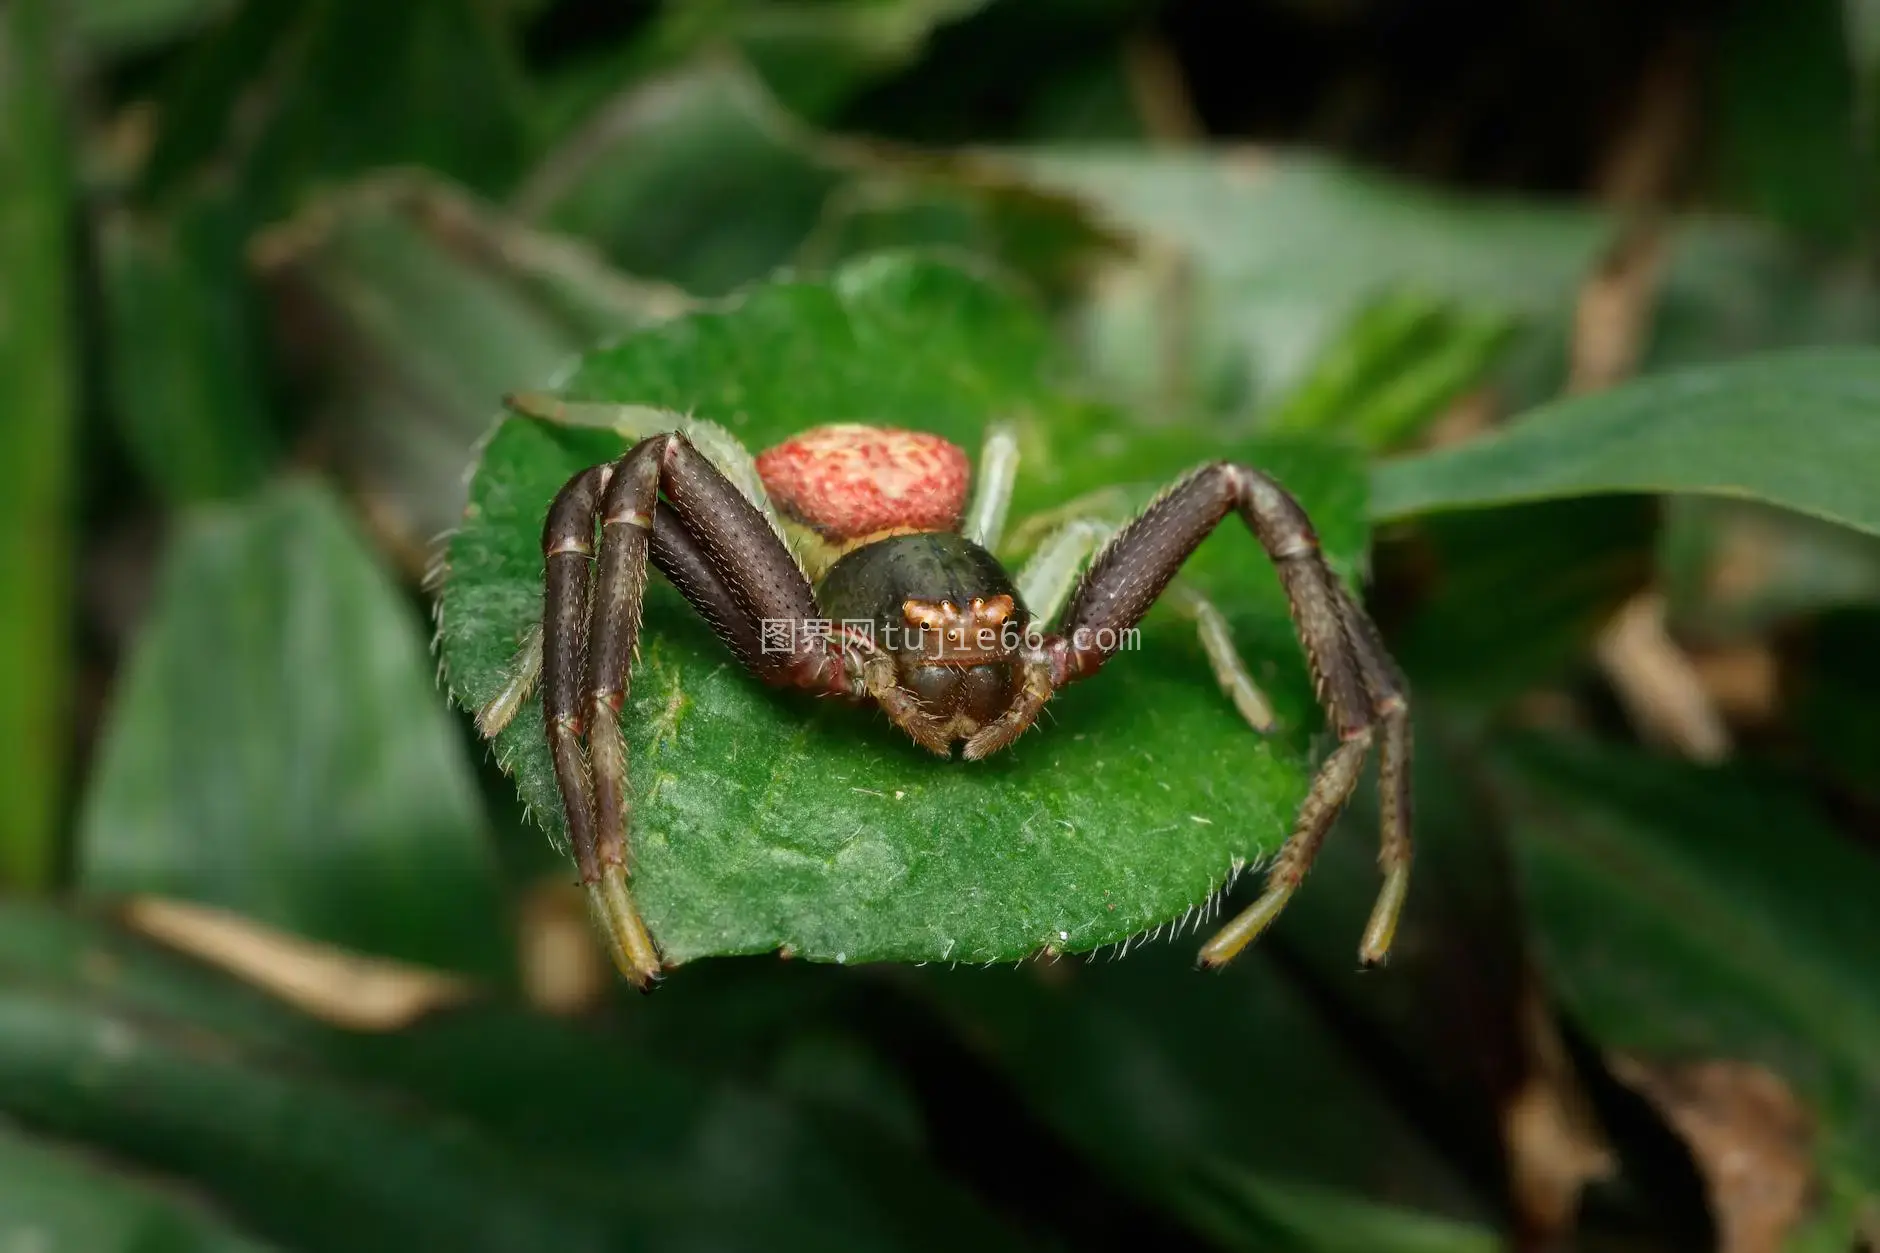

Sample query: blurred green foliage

[0,0,73,891]
[5,0,1880,1249]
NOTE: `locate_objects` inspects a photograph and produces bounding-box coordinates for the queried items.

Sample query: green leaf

[1853,0,1880,174]
[1492,734,1880,1247]
[1717,0,1865,244]
[1182,1168,1501,1253]
[1644,220,1880,373]
[920,945,1494,1247]
[872,150,1877,419]
[516,60,850,295]
[1394,497,1656,702]
[102,189,281,503]
[140,0,530,217]
[77,480,509,977]
[1008,149,1608,317]
[0,1126,278,1253]
[985,148,1610,412]
[0,0,73,891]
[1371,348,1880,537]
[1659,496,1880,637]
[524,79,1878,423]
[440,253,1373,967]
[1263,290,1518,450]
[76,0,233,59]
[537,0,993,130]
[674,0,992,122]
[257,172,687,564]
[0,899,1027,1253]
[798,163,1125,311]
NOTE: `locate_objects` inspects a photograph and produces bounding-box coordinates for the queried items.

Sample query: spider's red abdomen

[756,425,970,541]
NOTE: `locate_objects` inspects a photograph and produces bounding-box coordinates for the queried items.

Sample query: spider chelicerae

[476,397,1411,989]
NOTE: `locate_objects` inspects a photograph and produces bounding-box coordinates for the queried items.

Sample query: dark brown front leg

[541,433,853,988]
[541,465,608,888]
[1047,463,1412,967]
[578,437,667,986]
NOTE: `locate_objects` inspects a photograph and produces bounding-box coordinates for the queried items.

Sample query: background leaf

[534,0,993,129]
[920,943,1496,1247]
[819,148,1880,421]
[256,172,688,565]
[0,899,1025,1253]
[1491,734,1880,1248]
[517,60,850,296]
[76,0,234,58]
[1372,348,1880,535]
[101,188,281,503]
[140,0,531,217]
[1716,0,1865,244]
[0,1124,278,1253]
[78,480,509,977]
[1181,1170,1502,1253]
[974,148,1612,412]
[0,0,73,891]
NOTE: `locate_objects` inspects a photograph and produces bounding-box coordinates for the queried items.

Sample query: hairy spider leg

[1162,581,1279,734]
[540,433,852,988]
[476,621,544,739]
[539,462,660,983]
[1006,462,1411,968]
[645,502,769,670]
[476,396,795,742]
[1012,513,1277,734]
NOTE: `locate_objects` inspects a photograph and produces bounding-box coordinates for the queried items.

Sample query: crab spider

[478,397,1412,989]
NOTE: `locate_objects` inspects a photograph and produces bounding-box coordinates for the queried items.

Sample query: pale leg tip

[587,865,665,991]
[1235,693,1280,736]
[473,705,512,741]
[474,683,527,739]
[1197,883,1294,971]
[1357,861,1411,968]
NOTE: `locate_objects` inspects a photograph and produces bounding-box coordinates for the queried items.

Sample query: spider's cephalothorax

[816,532,1029,745]
[479,404,1411,990]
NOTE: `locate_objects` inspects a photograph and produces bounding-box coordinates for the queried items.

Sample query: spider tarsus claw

[474,696,518,741]
[1357,860,1411,966]
[587,865,665,991]
[1197,881,1295,970]
[1228,687,1278,736]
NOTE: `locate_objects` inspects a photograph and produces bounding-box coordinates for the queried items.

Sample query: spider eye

[902,598,958,631]
[973,595,1014,626]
